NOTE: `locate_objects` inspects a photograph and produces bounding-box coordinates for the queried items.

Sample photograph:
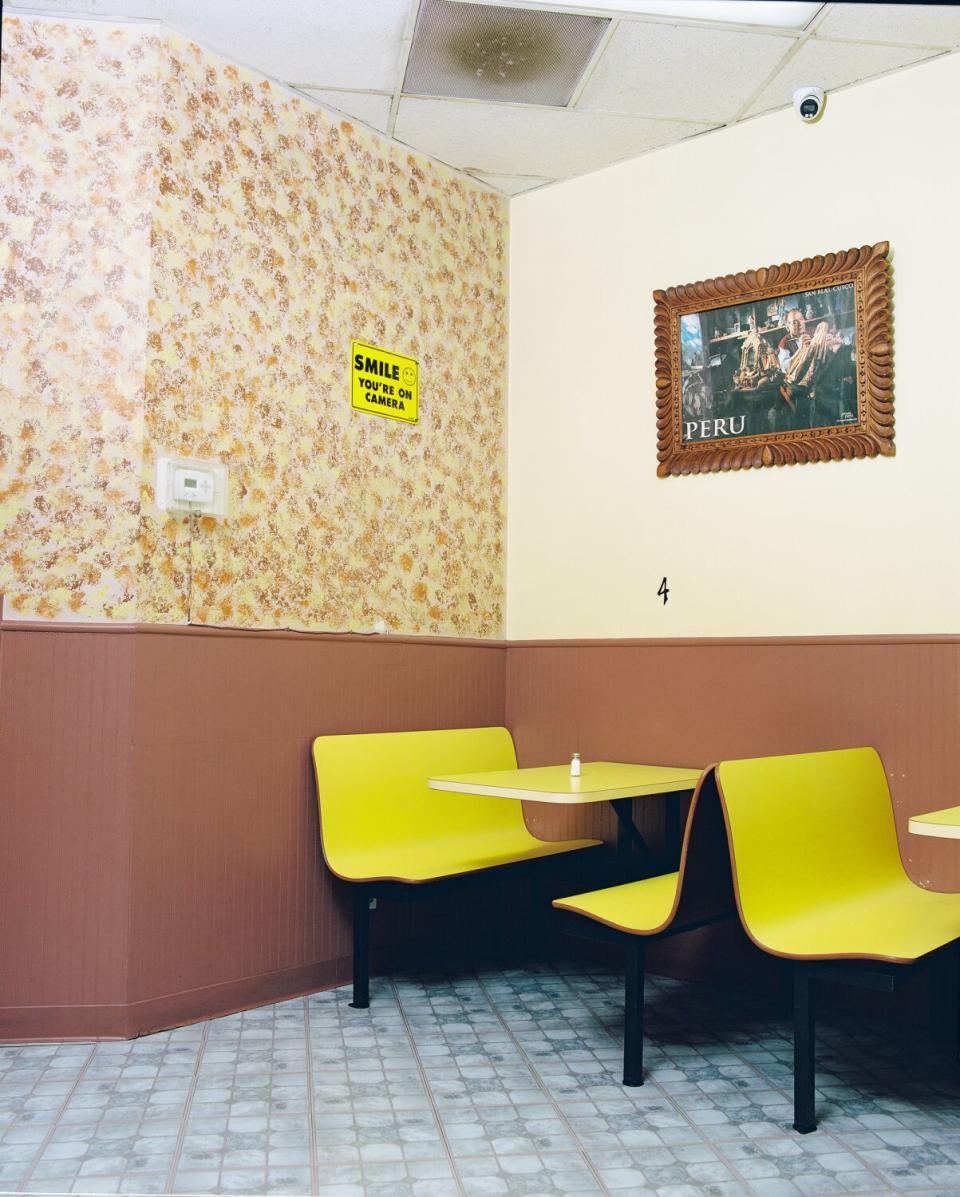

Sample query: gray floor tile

[6,966,960,1196]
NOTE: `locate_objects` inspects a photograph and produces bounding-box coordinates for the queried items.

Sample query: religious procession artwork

[654,242,893,475]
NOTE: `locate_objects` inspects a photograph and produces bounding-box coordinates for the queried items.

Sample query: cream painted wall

[507,52,960,639]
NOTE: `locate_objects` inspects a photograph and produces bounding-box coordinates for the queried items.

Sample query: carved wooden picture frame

[654,242,893,476]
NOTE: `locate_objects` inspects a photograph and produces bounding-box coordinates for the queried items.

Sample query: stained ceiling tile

[395,97,714,178]
[403,0,609,106]
[300,90,393,134]
[743,35,943,117]
[815,3,960,48]
[576,21,795,122]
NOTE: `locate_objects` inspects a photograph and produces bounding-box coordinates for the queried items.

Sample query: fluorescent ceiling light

[482,1,823,31]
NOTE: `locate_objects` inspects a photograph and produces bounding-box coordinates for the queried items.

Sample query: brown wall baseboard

[2,625,958,1040]
[0,957,353,1042]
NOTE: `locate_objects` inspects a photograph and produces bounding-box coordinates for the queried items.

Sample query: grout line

[162,1020,210,1193]
[472,973,612,1196]
[564,971,766,1187]
[729,33,807,123]
[287,84,394,96]
[388,978,469,1197]
[17,1046,98,1191]
[3,976,955,1197]
[716,1007,952,1187]
[302,995,320,1197]
[567,16,620,110]
[557,967,946,1194]
[447,0,807,37]
[813,32,960,51]
[543,971,780,1195]
[719,1060,888,1189]
[386,0,422,139]
[729,0,833,123]
[393,88,713,121]
[803,0,835,38]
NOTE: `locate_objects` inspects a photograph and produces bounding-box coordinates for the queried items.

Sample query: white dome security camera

[793,85,825,122]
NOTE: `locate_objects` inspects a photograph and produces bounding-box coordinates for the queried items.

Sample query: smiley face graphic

[402,366,416,386]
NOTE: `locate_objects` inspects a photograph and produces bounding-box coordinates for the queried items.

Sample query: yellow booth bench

[553,768,734,1086]
[716,747,960,1133]
[311,726,600,1007]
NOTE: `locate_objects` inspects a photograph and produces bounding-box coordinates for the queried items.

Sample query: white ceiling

[6,0,960,196]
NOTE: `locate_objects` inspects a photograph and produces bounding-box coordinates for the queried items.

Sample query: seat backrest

[716,747,906,933]
[671,768,735,929]
[312,726,522,877]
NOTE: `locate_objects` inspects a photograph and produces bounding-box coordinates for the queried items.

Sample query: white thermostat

[155,454,228,518]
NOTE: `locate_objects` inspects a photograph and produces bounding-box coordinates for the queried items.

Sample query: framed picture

[654,242,893,475]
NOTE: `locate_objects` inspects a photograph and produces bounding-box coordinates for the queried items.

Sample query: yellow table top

[909,805,960,840]
[428,761,701,805]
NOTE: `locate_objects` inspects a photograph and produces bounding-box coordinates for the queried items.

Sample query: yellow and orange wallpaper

[1,16,508,637]
[0,18,159,621]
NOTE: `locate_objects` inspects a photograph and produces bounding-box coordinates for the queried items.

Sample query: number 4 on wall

[658,577,669,605]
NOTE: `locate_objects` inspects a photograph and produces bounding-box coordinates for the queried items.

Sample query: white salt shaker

[570,752,581,778]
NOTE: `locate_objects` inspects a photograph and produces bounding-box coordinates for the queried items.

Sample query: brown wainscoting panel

[0,624,505,1039]
[0,627,137,1032]
[5,627,957,1039]
[506,637,960,892]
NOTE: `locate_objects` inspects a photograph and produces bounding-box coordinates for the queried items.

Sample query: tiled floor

[3,963,960,1197]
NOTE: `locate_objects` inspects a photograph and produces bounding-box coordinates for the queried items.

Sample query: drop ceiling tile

[5,0,167,16]
[395,98,714,178]
[6,0,411,89]
[163,0,410,92]
[470,173,553,195]
[577,21,796,122]
[816,3,960,48]
[403,0,609,107]
[744,35,943,117]
[300,89,393,134]
[453,0,821,27]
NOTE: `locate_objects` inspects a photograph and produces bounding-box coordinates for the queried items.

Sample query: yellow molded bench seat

[552,770,733,1085]
[717,748,960,965]
[313,726,598,884]
[715,747,960,1133]
[312,726,600,1004]
[555,871,681,937]
[734,881,960,963]
[328,829,590,886]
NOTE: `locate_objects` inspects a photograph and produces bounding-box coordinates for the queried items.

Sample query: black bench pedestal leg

[929,942,960,1063]
[350,886,371,1010]
[663,791,684,872]
[623,939,646,1086]
[953,941,960,1064]
[793,964,816,1133]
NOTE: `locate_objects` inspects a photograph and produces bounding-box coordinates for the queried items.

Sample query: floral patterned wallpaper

[1,17,508,637]
[0,17,159,620]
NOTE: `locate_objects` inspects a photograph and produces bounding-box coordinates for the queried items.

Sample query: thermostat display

[173,467,214,504]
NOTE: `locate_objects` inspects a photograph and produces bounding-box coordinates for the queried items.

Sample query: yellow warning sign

[351,341,418,424]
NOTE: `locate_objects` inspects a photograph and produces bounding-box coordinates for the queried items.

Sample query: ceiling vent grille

[402,0,610,107]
